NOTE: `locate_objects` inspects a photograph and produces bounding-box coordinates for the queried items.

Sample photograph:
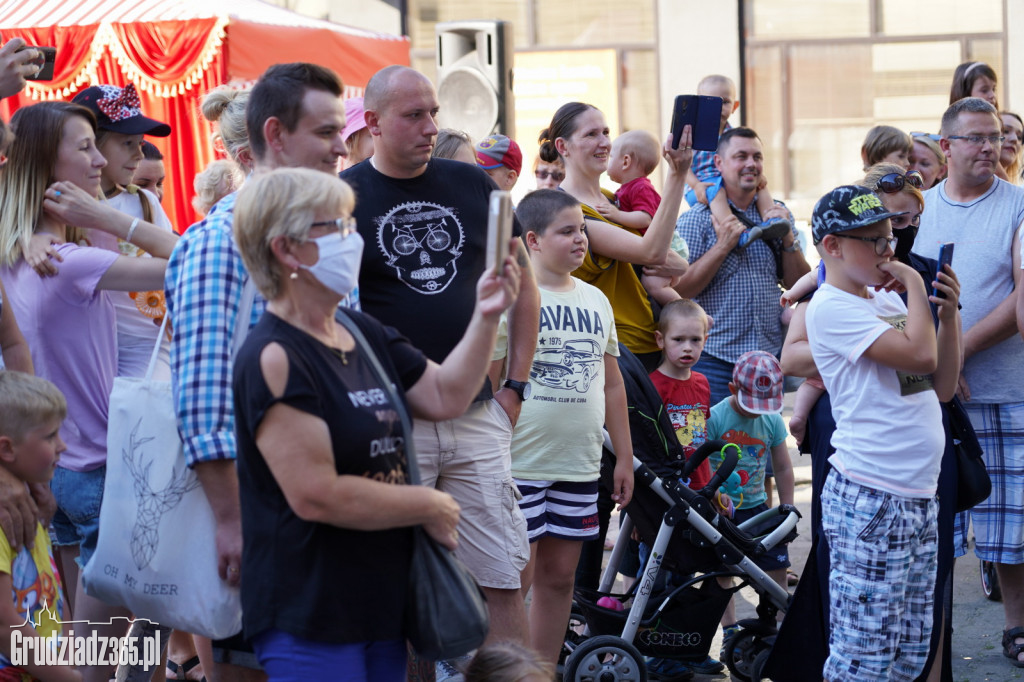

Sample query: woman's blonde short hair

[234,168,355,299]
[911,134,946,172]
[858,162,924,209]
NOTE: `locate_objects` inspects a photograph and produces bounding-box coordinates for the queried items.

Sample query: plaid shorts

[821,470,938,682]
[963,401,1024,563]
[514,479,600,542]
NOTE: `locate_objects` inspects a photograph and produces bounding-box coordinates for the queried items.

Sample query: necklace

[330,346,348,365]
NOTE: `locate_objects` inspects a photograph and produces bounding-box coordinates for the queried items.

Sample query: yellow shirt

[0,524,66,677]
[574,194,659,354]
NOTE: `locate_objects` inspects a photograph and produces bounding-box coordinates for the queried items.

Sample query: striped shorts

[963,401,1024,564]
[822,469,938,682]
[514,479,600,542]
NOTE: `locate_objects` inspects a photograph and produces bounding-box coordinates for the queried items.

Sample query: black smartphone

[932,242,954,299]
[670,94,723,152]
[22,46,56,81]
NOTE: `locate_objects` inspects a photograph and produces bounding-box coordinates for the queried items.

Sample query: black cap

[72,84,171,137]
[811,185,906,244]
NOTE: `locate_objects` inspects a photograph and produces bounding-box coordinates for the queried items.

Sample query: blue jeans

[692,354,734,407]
[253,629,406,682]
[50,465,106,568]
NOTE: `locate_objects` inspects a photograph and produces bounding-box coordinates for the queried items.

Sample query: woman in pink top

[0,101,177,682]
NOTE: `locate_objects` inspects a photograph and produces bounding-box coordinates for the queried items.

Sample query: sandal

[167,655,207,681]
[1002,627,1024,668]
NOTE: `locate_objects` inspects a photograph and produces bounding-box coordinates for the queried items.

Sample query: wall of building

[656,1,741,136]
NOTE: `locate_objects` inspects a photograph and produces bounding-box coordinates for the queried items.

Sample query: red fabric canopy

[1,5,408,233]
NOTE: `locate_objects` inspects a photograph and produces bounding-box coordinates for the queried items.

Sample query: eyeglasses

[310,216,357,238]
[947,134,1005,146]
[535,170,565,182]
[874,170,924,194]
[911,132,941,141]
[833,234,898,255]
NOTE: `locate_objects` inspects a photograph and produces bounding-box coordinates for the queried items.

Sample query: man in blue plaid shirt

[164,62,349,679]
[674,127,810,405]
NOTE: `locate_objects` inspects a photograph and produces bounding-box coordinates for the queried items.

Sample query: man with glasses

[917,96,1024,671]
[674,126,810,405]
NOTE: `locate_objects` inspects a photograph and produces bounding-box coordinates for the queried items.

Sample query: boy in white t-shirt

[491,189,634,669]
[805,185,961,681]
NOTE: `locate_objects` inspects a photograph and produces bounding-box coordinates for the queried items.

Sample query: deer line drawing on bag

[123,420,201,570]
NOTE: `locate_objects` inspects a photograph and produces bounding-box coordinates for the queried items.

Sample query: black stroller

[561,346,800,682]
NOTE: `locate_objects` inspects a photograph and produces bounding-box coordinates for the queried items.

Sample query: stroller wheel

[722,628,760,682]
[981,559,1002,602]
[563,634,648,682]
[750,647,772,681]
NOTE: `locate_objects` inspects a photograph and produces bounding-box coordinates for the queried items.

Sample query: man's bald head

[364,65,434,116]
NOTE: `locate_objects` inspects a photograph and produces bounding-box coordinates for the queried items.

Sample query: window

[744,0,1006,216]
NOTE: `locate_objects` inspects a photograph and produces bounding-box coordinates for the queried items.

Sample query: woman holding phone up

[539,103,693,371]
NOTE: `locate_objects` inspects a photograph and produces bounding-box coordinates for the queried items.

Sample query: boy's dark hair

[246,62,343,161]
[516,189,581,235]
[717,126,760,155]
[141,140,163,161]
[658,299,708,335]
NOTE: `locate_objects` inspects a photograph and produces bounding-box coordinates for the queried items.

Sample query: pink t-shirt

[1,243,118,471]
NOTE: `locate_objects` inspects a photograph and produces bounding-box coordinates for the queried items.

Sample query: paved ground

[596,393,1020,681]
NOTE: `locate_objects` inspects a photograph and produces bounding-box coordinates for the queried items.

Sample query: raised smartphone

[932,242,954,299]
[486,190,513,275]
[22,46,56,81]
[670,94,723,152]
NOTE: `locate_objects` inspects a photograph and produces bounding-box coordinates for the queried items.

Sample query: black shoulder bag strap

[729,203,784,287]
[334,309,423,486]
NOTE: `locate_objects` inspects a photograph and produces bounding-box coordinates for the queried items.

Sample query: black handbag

[947,397,991,513]
[335,310,490,660]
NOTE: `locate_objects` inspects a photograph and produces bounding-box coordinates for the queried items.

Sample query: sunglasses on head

[875,170,924,194]
[911,132,941,142]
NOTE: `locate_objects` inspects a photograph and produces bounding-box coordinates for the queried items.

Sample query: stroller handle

[691,440,742,498]
[679,438,731,481]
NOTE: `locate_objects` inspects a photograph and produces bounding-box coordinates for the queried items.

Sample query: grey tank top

[918,178,1024,404]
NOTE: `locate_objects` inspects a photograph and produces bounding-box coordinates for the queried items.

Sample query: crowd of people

[0,37,1022,682]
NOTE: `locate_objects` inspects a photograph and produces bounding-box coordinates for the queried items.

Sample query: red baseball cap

[732,351,784,414]
[475,134,522,174]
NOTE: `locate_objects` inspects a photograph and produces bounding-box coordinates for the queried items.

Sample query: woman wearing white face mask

[230,168,521,680]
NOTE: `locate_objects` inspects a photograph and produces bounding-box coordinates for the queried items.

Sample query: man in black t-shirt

[340,65,539,646]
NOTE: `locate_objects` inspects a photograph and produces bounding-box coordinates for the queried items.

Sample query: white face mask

[299,230,364,297]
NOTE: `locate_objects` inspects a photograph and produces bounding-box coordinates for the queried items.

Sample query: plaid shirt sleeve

[165,193,254,467]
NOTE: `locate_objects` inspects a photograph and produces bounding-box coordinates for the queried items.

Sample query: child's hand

[875,260,919,293]
[25,233,63,277]
[612,456,634,510]
[757,173,769,192]
[780,269,819,307]
[789,414,806,447]
[595,201,621,222]
[930,263,961,321]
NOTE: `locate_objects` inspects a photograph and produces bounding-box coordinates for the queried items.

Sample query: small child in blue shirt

[707,350,793,636]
